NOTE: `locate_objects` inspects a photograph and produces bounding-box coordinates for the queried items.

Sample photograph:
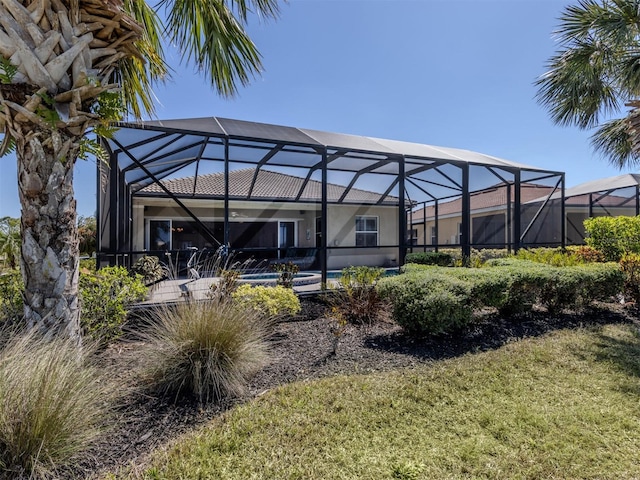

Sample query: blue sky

[0,0,633,219]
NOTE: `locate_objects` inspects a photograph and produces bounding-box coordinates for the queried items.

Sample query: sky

[0,0,634,219]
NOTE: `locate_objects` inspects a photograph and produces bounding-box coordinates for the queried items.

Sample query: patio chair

[271,247,317,270]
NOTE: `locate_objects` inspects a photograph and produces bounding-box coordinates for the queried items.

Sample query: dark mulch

[70,297,638,479]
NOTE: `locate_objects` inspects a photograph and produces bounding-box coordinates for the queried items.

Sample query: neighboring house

[544,173,640,245]
[134,168,400,269]
[409,183,557,249]
[407,173,640,249]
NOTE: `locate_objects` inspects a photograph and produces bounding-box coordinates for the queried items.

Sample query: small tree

[77,215,96,257]
[0,216,20,270]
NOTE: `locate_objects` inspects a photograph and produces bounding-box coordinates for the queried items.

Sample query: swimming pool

[321,267,400,279]
[238,272,321,287]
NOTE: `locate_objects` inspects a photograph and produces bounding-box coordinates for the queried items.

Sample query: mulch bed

[69,297,638,479]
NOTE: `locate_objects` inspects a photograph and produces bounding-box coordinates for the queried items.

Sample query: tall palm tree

[0,0,280,339]
[536,0,640,168]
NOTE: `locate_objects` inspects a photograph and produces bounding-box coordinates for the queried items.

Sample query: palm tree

[536,0,640,168]
[0,0,280,339]
[0,216,20,270]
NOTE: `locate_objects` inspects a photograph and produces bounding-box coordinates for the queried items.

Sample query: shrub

[232,284,301,318]
[377,271,473,335]
[405,251,452,266]
[80,266,147,345]
[0,330,117,478]
[139,299,270,404]
[381,260,624,334]
[485,259,623,314]
[584,216,640,261]
[0,270,23,326]
[514,247,583,267]
[620,254,640,304]
[130,255,166,285]
[443,267,510,310]
[331,266,387,325]
[270,262,299,288]
[79,257,97,273]
[566,245,605,263]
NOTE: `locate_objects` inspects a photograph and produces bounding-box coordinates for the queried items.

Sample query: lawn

[116,323,640,480]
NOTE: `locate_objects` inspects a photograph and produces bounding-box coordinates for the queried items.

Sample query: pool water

[238,272,321,286]
[323,267,399,279]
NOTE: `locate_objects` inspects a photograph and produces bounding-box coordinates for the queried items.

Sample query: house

[541,173,640,244]
[134,168,400,270]
[408,183,558,249]
[98,117,566,278]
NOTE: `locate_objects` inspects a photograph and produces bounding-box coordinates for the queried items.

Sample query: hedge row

[377,260,623,336]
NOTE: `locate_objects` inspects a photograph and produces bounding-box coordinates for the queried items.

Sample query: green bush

[139,299,270,404]
[0,330,118,478]
[485,259,623,314]
[232,284,301,318]
[0,270,23,326]
[620,254,640,303]
[405,251,452,266]
[377,271,473,335]
[514,247,583,267]
[80,266,147,345]
[584,216,640,261]
[380,261,624,335]
[331,266,387,325]
[79,257,97,273]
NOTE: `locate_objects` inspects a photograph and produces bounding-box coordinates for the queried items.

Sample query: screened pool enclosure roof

[105,116,552,192]
[100,117,566,274]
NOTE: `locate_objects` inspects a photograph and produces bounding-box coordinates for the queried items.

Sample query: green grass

[127,324,640,479]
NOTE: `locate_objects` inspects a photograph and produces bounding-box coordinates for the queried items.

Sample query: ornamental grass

[139,299,271,405]
[0,330,117,479]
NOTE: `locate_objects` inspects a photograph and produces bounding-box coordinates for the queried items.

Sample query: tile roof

[410,184,555,222]
[137,168,399,204]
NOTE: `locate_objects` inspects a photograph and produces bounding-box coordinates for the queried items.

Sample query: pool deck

[140,276,332,305]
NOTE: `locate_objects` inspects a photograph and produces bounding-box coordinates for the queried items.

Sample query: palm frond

[590,116,640,168]
[160,0,279,97]
[118,0,169,119]
[536,38,620,128]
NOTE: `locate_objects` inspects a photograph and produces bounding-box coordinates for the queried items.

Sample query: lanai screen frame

[560,174,640,244]
[98,117,565,282]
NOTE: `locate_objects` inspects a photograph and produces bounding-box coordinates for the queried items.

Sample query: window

[355,216,378,246]
[148,220,171,250]
[430,226,437,245]
[457,222,462,244]
[407,228,418,245]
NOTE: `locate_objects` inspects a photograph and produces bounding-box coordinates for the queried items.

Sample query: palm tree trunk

[16,127,82,340]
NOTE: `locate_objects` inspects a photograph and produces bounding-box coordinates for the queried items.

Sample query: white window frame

[431,226,437,245]
[355,215,378,247]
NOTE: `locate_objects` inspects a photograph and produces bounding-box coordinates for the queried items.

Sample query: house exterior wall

[412,212,508,247]
[133,197,399,269]
[326,204,399,269]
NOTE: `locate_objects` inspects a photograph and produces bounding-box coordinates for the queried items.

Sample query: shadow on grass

[590,321,640,394]
[364,303,638,363]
